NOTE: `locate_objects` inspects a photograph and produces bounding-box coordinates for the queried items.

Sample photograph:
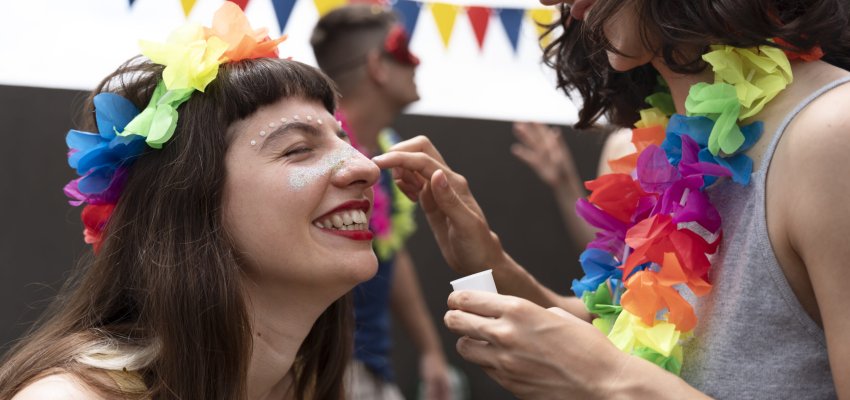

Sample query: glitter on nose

[288,146,362,190]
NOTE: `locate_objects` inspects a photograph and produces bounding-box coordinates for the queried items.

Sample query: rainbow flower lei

[572,43,820,374]
[64,3,285,252]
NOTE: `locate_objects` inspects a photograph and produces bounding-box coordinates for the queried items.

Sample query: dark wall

[0,84,608,399]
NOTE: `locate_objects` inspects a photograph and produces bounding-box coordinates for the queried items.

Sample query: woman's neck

[243,283,334,400]
[651,58,714,115]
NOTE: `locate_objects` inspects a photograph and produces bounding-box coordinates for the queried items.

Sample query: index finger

[372,151,446,180]
[448,290,524,318]
[385,135,448,165]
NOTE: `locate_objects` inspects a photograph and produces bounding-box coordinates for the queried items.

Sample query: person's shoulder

[785,73,850,161]
[11,373,105,400]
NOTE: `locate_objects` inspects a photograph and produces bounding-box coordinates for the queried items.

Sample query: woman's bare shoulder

[11,373,105,400]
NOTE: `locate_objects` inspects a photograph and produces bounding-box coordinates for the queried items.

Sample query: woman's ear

[365,49,388,86]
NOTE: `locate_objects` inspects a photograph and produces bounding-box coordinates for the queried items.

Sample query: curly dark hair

[542,0,850,128]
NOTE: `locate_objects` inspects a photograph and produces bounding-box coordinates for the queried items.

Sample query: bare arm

[373,136,590,321]
[783,84,850,397]
[511,122,594,247]
[596,128,637,176]
[444,291,710,400]
[389,249,450,400]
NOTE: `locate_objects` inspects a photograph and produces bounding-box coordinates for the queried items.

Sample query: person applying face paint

[374,0,850,399]
[311,6,452,400]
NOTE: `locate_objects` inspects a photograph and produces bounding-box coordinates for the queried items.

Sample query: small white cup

[450,269,498,293]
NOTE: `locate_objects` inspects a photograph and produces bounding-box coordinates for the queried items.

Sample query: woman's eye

[283,146,313,157]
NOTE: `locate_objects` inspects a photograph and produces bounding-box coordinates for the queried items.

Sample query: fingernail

[439,172,449,188]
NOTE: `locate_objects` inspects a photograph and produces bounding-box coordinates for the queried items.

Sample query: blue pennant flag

[128,0,136,6]
[272,0,297,34]
[498,8,524,53]
[393,0,422,36]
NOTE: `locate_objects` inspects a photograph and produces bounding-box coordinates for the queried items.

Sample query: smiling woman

[0,4,379,400]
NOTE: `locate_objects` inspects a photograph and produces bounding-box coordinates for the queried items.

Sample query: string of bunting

[127,0,558,53]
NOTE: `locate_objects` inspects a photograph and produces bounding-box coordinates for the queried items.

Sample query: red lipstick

[313,199,373,241]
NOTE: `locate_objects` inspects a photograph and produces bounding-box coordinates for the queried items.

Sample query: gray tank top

[679,76,850,399]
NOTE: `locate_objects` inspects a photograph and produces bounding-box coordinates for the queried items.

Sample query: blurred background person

[311,5,451,400]
[511,122,633,249]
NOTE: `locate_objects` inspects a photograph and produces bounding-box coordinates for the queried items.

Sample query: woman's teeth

[314,209,369,231]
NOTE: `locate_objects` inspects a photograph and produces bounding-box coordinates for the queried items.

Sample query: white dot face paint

[288,145,362,190]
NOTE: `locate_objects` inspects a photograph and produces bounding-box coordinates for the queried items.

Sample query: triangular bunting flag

[498,8,524,53]
[271,0,297,34]
[393,0,421,35]
[128,0,136,7]
[314,0,349,17]
[180,0,197,17]
[228,0,251,10]
[466,6,490,50]
[529,8,557,47]
[430,2,459,49]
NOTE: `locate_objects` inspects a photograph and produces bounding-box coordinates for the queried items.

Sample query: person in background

[511,122,634,248]
[311,5,451,400]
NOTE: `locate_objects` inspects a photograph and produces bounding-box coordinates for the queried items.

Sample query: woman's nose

[330,141,381,189]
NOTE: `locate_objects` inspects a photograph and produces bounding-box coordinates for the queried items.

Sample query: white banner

[0,0,579,124]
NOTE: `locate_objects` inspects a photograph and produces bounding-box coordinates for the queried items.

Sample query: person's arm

[510,122,594,248]
[783,86,850,397]
[389,249,450,400]
[373,136,590,321]
[596,128,637,176]
[444,291,711,400]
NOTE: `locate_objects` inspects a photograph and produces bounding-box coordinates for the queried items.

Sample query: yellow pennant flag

[314,0,349,17]
[430,3,459,49]
[528,8,557,47]
[180,0,197,17]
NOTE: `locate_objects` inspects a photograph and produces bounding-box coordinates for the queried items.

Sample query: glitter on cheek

[287,145,363,190]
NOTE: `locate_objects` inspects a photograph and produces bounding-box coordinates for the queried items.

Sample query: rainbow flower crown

[64,2,286,252]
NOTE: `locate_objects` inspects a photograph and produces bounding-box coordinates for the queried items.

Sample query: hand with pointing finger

[372,136,505,276]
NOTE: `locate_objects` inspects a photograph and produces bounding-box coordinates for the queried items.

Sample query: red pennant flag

[466,6,490,50]
[228,0,251,10]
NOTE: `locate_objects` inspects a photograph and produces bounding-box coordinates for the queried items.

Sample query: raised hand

[511,122,581,190]
[372,136,505,276]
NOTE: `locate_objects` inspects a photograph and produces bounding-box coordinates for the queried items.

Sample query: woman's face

[545,0,654,71]
[223,97,380,293]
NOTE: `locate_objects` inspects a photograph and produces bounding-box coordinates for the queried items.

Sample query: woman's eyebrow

[260,121,322,151]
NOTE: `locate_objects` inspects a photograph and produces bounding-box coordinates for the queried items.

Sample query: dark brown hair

[310,5,397,90]
[543,0,850,128]
[0,57,351,399]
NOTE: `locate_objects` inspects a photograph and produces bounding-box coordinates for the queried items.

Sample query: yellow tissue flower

[703,45,793,119]
[139,23,228,93]
[608,310,682,357]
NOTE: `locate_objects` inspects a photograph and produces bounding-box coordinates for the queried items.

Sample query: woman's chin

[607,52,651,72]
[341,252,379,285]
